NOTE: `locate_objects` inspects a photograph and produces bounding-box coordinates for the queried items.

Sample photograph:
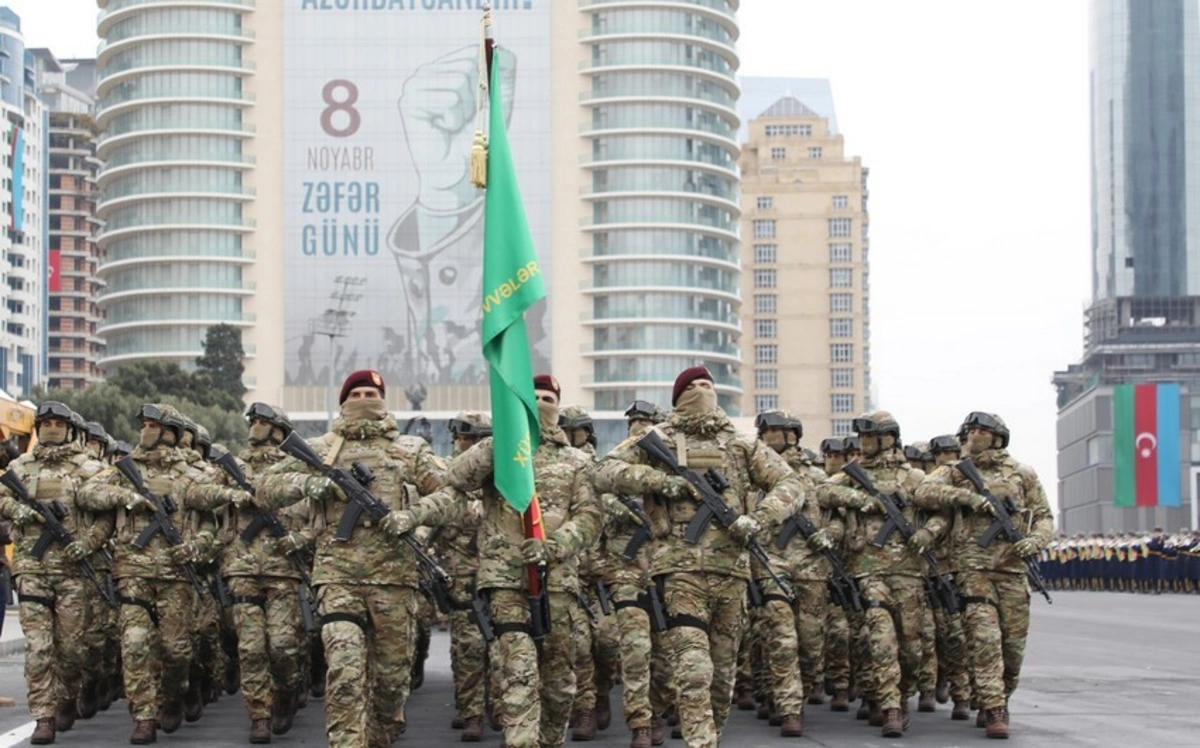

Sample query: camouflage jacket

[599,491,653,588]
[410,426,601,594]
[78,445,226,581]
[258,414,446,587]
[213,446,310,580]
[816,448,940,579]
[428,494,483,579]
[914,448,1055,575]
[0,443,111,578]
[576,444,606,582]
[759,446,844,582]
[595,409,801,581]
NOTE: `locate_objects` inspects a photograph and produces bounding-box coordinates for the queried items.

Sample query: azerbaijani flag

[1113,383,1181,508]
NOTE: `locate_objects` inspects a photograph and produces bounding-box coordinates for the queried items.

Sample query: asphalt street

[0,590,1193,747]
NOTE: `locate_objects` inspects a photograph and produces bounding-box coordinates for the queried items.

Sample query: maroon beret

[339,369,385,404]
[672,366,714,405]
[533,374,561,401]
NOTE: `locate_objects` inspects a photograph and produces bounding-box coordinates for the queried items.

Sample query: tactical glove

[658,475,692,501]
[168,541,200,565]
[729,515,761,546]
[1012,537,1041,558]
[966,494,996,517]
[63,539,93,562]
[380,510,418,538]
[520,537,562,565]
[908,528,935,554]
[11,505,43,527]
[274,531,309,556]
[806,528,835,551]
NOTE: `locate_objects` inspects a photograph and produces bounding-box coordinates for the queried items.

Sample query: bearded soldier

[0,403,111,744]
[816,411,944,738]
[392,374,601,748]
[915,412,1054,739]
[595,367,801,748]
[256,370,446,748]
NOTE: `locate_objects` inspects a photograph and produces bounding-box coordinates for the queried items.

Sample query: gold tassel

[470,130,488,189]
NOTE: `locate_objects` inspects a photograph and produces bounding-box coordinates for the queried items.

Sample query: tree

[195,324,246,410]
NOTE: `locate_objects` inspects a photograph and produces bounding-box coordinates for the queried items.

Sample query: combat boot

[78,678,99,720]
[935,680,950,704]
[595,693,612,730]
[975,707,987,728]
[249,718,271,744]
[452,712,466,730]
[224,660,240,695]
[918,690,936,712]
[901,703,911,730]
[30,718,55,745]
[779,713,803,737]
[806,687,825,705]
[951,700,971,720]
[129,719,157,745]
[756,702,770,720]
[868,701,884,727]
[572,708,597,741]
[649,716,665,746]
[830,689,850,712]
[461,716,483,742]
[159,700,184,734]
[630,727,652,748]
[735,689,756,710]
[184,679,205,723]
[271,691,297,735]
[855,698,870,720]
[881,708,904,738]
[985,707,1010,739]
[54,702,76,733]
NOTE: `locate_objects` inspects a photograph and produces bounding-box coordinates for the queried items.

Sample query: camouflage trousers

[662,572,747,748]
[918,595,938,692]
[959,571,1030,709]
[847,609,873,700]
[572,581,619,713]
[448,576,487,720]
[82,573,119,694]
[488,588,577,748]
[318,583,420,748]
[824,600,851,692]
[649,628,674,717]
[117,577,196,721]
[228,575,302,720]
[610,583,654,729]
[752,576,828,715]
[17,574,89,719]
[194,582,223,701]
[933,601,971,701]
[860,575,925,710]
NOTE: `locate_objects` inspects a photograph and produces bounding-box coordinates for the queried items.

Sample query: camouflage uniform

[596,405,801,748]
[258,410,445,748]
[407,421,601,748]
[914,413,1054,735]
[0,439,110,731]
[926,436,972,715]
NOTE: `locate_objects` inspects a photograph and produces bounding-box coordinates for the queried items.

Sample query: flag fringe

[471,4,493,189]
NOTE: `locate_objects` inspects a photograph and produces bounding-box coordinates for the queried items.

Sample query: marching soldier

[817,437,854,714]
[926,434,972,719]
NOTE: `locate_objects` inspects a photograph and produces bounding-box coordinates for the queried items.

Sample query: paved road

[0,591,1193,746]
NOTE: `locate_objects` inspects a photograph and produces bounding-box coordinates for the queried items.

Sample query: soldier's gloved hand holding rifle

[380,509,418,538]
[10,505,43,527]
[728,515,760,547]
[521,537,563,565]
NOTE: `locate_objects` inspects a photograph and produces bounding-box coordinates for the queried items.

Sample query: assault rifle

[645,583,668,633]
[614,493,652,560]
[576,590,599,626]
[774,507,863,613]
[113,457,207,598]
[277,432,452,610]
[841,461,960,612]
[636,430,795,602]
[595,578,613,616]
[955,459,1053,605]
[470,591,495,643]
[0,469,116,607]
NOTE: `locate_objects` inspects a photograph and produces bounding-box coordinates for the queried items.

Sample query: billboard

[284,1,551,410]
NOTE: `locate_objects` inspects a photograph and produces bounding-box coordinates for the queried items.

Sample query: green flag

[480,52,545,513]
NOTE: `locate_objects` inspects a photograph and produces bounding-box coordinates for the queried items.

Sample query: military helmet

[68,410,89,439]
[85,421,109,444]
[244,402,294,436]
[558,405,594,433]
[961,411,1009,448]
[801,446,819,463]
[843,436,862,453]
[819,437,847,455]
[194,424,213,458]
[112,440,133,457]
[448,410,492,438]
[624,399,666,424]
[138,403,186,438]
[755,409,803,439]
[35,401,73,425]
[929,434,960,454]
[852,410,900,440]
[904,442,930,465]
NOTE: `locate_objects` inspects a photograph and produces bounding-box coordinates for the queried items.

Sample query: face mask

[139,424,162,450]
[762,430,787,453]
[249,421,274,445]
[537,401,560,431]
[342,398,387,421]
[674,386,717,417]
[966,431,992,456]
[37,424,68,445]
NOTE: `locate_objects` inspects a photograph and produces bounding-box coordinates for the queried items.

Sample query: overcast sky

[17,0,1091,512]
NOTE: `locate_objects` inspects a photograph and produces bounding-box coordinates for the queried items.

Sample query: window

[862,245,870,264]
[753,219,776,238]
[830,293,852,312]
[754,344,778,364]
[765,124,811,137]
[755,395,779,411]
[832,418,853,436]
[831,318,853,338]
[829,218,852,237]
[831,344,854,363]
[832,394,855,413]
[754,294,777,314]
[808,146,823,159]
[832,368,854,388]
[863,271,870,291]
[755,319,777,338]
[832,195,849,209]
[829,243,852,263]
[754,269,777,288]
[830,268,853,288]
[755,369,778,390]
[770,147,786,160]
[756,196,773,210]
[754,244,777,263]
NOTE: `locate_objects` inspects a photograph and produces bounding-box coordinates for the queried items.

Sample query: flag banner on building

[47,250,61,293]
[480,48,546,516]
[1113,382,1181,508]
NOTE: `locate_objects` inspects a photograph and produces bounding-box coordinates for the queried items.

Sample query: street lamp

[309,276,366,430]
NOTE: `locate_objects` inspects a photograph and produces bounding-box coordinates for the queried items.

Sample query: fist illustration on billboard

[399,45,517,211]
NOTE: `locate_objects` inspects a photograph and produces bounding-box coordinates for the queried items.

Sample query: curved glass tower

[94,0,255,369]
[580,0,743,413]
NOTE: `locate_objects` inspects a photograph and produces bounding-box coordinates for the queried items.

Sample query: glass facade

[582,0,743,412]
[95,0,254,367]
